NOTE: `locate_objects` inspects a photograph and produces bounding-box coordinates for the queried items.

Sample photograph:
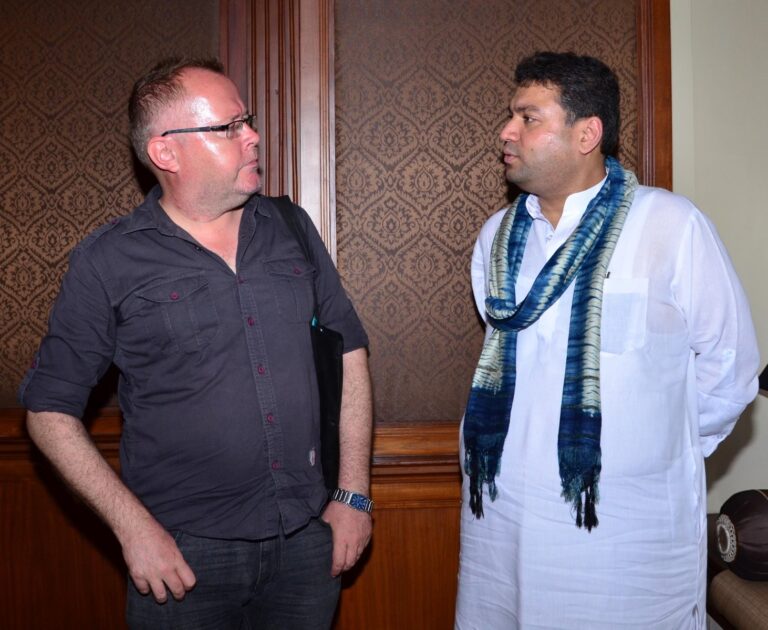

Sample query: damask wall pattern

[335,0,639,424]
[0,0,218,406]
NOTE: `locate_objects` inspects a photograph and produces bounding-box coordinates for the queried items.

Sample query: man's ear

[146,136,180,173]
[578,116,603,156]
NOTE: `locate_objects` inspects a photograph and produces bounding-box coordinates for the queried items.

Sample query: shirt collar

[524,172,608,223]
[120,186,269,235]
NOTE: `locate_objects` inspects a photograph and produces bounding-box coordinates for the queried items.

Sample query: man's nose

[243,124,260,146]
[500,118,518,142]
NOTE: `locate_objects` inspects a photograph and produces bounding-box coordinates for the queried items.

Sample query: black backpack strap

[269,195,312,265]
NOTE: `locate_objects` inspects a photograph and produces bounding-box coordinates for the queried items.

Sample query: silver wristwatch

[329,488,374,513]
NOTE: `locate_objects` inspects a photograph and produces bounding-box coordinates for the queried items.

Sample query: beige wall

[671,0,768,511]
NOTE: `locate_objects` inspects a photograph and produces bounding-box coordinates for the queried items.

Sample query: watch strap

[330,488,373,513]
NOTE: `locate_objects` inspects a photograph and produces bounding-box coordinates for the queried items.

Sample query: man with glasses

[19,57,372,629]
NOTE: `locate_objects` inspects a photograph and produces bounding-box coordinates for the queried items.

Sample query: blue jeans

[126,518,340,629]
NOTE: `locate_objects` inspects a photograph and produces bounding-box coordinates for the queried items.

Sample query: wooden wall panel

[0,410,461,630]
[343,426,462,629]
[337,506,460,629]
[0,410,126,629]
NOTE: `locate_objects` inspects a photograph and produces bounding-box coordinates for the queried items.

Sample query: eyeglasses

[161,114,257,140]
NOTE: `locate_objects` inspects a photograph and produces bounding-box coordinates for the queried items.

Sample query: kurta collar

[524,173,609,226]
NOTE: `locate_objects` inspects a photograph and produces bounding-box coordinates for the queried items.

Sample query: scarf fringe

[560,447,601,532]
[464,442,501,518]
[566,482,599,531]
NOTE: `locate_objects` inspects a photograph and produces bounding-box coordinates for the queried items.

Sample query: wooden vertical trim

[219,0,253,113]
[250,0,335,256]
[252,0,293,197]
[637,0,672,188]
[295,0,336,257]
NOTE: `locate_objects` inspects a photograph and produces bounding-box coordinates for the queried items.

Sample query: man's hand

[25,411,196,604]
[121,516,196,603]
[321,500,372,576]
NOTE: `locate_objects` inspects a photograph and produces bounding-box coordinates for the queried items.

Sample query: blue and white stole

[463,157,638,530]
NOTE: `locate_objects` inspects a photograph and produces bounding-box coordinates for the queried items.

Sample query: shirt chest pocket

[600,277,648,354]
[134,275,220,353]
[264,258,315,323]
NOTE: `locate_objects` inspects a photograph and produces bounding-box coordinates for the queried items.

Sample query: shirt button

[247,316,255,326]
[266,413,274,423]
[170,291,179,300]
[271,460,280,470]
[257,365,265,375]
[293,267,301,275]
[237,275,245,284]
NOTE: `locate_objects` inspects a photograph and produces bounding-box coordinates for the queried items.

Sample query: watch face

[350,494,369,511]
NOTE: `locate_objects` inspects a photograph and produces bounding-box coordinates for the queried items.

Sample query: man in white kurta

[455,52,758,630]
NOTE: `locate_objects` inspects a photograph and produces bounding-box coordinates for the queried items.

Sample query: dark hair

[128,57,225,168]
[514,51,620,156]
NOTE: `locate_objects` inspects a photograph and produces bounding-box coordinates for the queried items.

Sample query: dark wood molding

[252,0,296,199]
[299,0,336,255]
[220,0,253,113]
[373,423,459,468]
[249,0,336,255]
[2,407,459,478]
[637,0,672,188]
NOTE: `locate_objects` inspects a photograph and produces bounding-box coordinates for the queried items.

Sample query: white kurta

[455,181,759,630]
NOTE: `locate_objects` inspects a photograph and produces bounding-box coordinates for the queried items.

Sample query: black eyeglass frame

[160,114,257,139]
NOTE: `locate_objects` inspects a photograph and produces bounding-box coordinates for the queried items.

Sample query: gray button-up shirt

[20,187,368,539]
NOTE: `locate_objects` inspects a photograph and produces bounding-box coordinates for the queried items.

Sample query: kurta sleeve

[673,210,759,456]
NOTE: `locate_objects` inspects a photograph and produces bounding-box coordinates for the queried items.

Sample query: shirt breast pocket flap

[134,275,219,353]
[264,258,315,323]
[600,277,648,355]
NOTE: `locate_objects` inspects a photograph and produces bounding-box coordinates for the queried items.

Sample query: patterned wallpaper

[0,0,218,406]
[1,0,640,421]
[335,0,639,423]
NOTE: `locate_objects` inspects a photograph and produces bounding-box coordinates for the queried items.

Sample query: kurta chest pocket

[600,277,648,354]
[264,258,315,323]
[135,275,220,353]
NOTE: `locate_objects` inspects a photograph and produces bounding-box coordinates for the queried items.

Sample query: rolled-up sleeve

[18,244,116,417]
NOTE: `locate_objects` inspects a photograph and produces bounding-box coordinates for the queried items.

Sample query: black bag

[270,195,342,490]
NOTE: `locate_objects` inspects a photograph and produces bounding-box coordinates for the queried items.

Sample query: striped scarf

[463,157,637,531]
